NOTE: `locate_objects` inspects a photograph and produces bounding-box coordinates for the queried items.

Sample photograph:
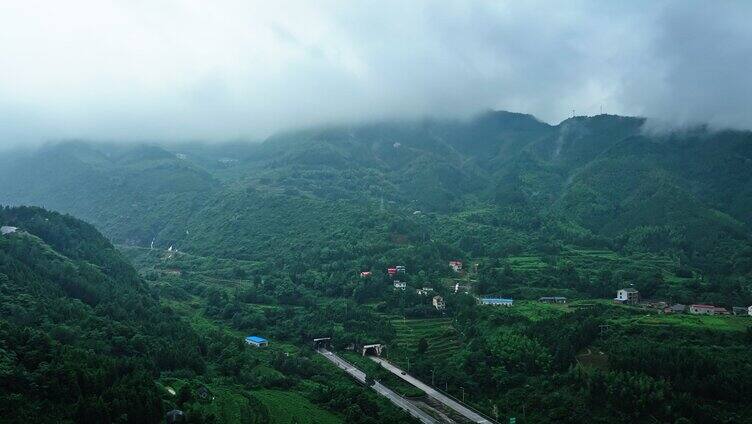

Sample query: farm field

[387,317,461,361]
[252,390,343,424]
[506,247,682,281]
[502,300,570,321]
[610,313,752,332]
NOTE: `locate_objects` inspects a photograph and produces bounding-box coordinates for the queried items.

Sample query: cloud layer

[0,0,750,145]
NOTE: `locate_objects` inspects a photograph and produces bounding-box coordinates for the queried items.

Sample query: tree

[417,337,429,354]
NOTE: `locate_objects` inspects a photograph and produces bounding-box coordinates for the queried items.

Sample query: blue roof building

[245,336,269,347]
[480,297,514,307]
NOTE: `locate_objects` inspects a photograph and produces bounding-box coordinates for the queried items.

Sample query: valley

[2,112,752,423]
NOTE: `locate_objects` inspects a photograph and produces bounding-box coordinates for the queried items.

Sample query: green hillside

[3,111,752,422]
[0,207,415,424]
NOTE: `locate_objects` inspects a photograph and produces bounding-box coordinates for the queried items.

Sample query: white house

[748,306,752,316]
[432,295,446,310]
[393,281,406,290]
[1,226,18,235]
[614,288,639,304]
[689,304,729,315]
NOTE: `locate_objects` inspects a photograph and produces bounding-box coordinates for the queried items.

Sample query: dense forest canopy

[3,113,752,291]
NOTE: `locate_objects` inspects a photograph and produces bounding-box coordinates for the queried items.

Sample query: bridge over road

[370,357,494,424]
[316,348,438,424]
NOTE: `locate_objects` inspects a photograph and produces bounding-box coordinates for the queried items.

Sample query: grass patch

[576,349,609,371]
[610,313,752,332]
[252,390,342,424]
[388,317,461,360]
[505,300,569,321]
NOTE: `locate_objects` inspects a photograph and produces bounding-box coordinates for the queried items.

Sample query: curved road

[370,357,492,424]
[317,348,438,424]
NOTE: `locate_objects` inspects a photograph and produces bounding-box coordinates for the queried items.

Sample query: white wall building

[614,288,639,304]
[1,226,18,235]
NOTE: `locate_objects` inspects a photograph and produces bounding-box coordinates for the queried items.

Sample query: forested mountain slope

[0,207,419,424]
[0,206,206,422]
[2,111,752,281]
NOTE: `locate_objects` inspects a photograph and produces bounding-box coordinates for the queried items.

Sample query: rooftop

[1,226,18,235]
[246,336,268,343]
[481,297,513,303]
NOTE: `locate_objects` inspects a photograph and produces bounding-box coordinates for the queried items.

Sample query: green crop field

[252,390,343,424]
[504,300,569,321]
[610,313,752,332]
[388,317,461,361]
[506,247,681,281]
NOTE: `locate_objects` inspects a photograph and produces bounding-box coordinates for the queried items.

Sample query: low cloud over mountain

[1,1,750,145]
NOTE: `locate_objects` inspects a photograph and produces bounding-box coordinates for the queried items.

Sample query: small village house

[360,271,372,278]
[432,295,446,310]
[196,386,211,400]
[732,306,748,316]
[480,297,514,307]
[614,288,639,304]
[245,336,269,347]
[1,226,18,235]
[416,287,434,295]
[539,296,567,304]
[387,267,397,276]
[393,281,406,290]
[690,304,715,315]
[449,260,463,272]
[396,265,406,274]
[669,304,686,314]
[749,306,752,316]
[689,304,729,315]
[165,410,185,424]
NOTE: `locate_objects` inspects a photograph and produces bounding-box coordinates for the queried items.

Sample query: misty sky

[1,1,751,145]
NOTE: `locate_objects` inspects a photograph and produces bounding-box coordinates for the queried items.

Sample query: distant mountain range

[2,111,752,277]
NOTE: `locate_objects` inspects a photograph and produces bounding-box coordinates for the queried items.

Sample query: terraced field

[252,390,342,424]
[507,247,683,280]
[610,313,752,332]
[389,317,461,361]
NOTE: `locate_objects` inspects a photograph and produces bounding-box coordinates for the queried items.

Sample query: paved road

[317,348,438,424]
[370,357,492,424]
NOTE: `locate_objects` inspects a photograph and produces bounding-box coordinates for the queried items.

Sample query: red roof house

[449,261,463,272]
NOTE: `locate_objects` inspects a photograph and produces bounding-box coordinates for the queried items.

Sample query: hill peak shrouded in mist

[2,110,752,276]
[2,1,752,146]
